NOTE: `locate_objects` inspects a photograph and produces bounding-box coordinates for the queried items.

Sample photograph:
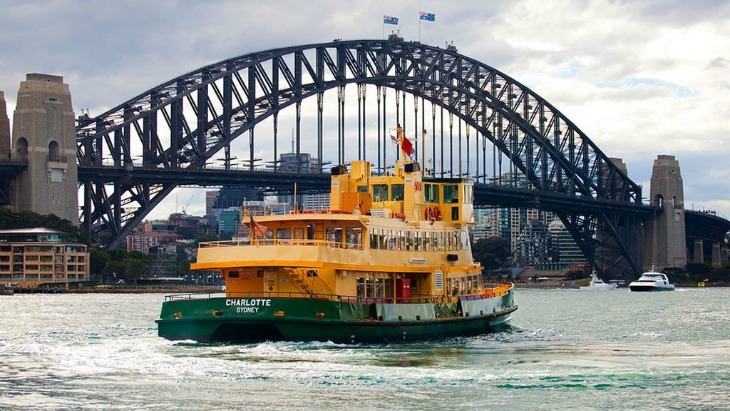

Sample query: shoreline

[3,286,223,295]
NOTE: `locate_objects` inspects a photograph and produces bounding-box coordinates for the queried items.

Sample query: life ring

[433,207,442,221]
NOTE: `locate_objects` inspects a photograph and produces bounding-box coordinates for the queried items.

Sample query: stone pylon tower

[642,155,687,270]
[11,74,78,224]
[0,91,10,157]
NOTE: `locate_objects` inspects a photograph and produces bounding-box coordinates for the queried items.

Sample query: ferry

[628,268,675,292]
[156,127,516,343]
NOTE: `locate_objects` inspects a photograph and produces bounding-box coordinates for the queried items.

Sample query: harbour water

[1,288,728,410]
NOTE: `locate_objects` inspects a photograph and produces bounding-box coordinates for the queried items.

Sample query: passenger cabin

[193,158,484,303]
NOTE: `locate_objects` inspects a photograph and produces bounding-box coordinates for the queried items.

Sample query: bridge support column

[642,155,687,271]
[11,74,79,224]
[694,239,704,264]
[711,242,722,267]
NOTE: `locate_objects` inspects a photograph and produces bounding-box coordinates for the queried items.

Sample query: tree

[472,236,510,270]
[102,260,126,283]
[123,258,148,285]
[89,250,110,280]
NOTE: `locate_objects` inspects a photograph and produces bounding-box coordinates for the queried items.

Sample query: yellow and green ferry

[157,131,516,343]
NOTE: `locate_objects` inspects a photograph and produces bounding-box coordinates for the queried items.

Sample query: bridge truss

[76,38,655,279]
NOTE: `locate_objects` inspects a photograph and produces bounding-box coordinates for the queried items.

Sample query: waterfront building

[0,228,88,288]
[548,219,587,269]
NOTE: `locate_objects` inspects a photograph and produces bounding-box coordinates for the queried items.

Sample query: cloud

[1,0,729,219]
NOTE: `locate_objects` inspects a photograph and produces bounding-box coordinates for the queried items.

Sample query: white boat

[628,269,675,292]
[580,274,618,290]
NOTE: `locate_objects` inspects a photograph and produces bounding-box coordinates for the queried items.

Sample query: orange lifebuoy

[434,207,442,221]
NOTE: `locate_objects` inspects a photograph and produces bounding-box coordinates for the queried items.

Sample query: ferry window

[370,230,378,249]
[397,230,405,251]
[443,185,459,203]
[346,227,362,249]
[294,228,304,240]
[373,184,388,202]
[423,232,430,252]
[461,229,469,250]
[228,271,239,278]
[380,229,387,250]
[357,185,368,193]
[276,229,291,240]
[405,231,413,251]
[375,278,386,299]
[391,184,404,201]
[414,232,421,251]
[326,227,343,247]
[356,277,365,297]
[425,184,439,203]
[365,277,374,298]
[387,230,395,251]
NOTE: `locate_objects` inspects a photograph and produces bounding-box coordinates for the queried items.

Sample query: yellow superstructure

[192,156,498,303]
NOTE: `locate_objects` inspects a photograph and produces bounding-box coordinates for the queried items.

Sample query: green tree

[102,260,126,283]
[472,236,510,270]
[89,250,110,279]
[123,258,148,285]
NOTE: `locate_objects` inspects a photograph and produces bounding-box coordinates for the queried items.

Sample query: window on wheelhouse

[391,184,404,201]
[424,183,439,203]
[373,184,388,202]
[443,184,459,203]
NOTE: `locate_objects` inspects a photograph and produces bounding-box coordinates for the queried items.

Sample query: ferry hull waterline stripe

[156,295,516,343]
[157,125,517,344]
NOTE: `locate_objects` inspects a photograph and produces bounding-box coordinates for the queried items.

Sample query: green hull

[156,292,516,344]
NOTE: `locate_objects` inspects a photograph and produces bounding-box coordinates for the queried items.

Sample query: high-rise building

[548,219,587,269]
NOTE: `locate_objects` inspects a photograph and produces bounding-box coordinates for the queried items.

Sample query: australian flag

[383,15,399,25]
[420,12,435,22]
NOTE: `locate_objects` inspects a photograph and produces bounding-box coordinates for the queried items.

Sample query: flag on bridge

[419,12,435,22]
[383,15,399,25]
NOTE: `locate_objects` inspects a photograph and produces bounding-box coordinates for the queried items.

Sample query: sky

[1,0,729,220]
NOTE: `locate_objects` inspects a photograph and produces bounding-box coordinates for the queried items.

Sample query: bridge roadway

[78,164,658,217]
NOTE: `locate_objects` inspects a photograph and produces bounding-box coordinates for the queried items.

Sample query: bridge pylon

[10,74,79,224]
[643,155,687,271]
[0,91,10,156]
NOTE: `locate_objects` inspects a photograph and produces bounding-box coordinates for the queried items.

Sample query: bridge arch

[76,38,648,278]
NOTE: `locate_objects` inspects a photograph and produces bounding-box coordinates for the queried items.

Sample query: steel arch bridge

[76,37,656,279]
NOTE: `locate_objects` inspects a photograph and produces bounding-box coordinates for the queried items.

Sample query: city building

[218,208,241,236]
[0,228,89,288]
[548,219,587,270]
